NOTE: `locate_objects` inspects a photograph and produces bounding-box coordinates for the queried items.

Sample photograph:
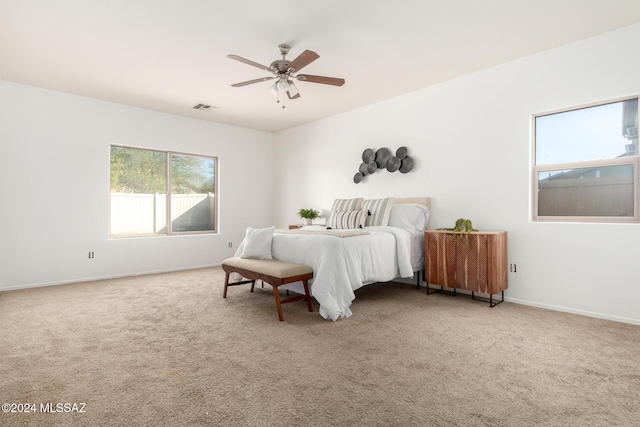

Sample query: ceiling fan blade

[287,50,319,73]
[231,77,275,87]
[227,54,272,72]
[287,91,301,100]
[296,74,345,86]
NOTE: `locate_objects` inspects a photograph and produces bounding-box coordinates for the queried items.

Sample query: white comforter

[234,226,414,321]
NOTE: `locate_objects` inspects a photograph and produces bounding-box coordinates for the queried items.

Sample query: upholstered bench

[221,257,314,321]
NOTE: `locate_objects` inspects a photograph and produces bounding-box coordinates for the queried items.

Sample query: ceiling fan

[227,44,345,107]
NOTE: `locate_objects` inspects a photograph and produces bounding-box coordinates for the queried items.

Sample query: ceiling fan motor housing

[270,59,292,73]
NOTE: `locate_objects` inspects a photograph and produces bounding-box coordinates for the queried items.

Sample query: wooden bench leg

[272,286,284,321]
[224,271,256,297]
[223,272,230,298]
[303,280,313,312]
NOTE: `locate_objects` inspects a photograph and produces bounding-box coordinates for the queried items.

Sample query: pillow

[240,226,275,259]
[388,204,430,234]
[362,197,395,226]
[327,198,363,228]
[414,207,430,231]
[327,209,367,229]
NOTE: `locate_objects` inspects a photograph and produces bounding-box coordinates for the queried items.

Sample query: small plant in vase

[297,208,320,225]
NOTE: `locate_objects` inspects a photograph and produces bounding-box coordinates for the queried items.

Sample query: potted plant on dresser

[297,208,320,225]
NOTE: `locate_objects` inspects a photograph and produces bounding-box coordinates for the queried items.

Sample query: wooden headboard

[393,197,430,210]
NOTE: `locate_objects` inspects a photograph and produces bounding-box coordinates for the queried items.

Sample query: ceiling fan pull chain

[275,90,285,108]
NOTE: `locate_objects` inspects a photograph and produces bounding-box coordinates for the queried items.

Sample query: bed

[233,197,431,320]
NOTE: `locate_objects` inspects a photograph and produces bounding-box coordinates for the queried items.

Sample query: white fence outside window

[110,193,214,236]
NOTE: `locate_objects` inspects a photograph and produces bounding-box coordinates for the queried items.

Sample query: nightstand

[424,230,508,306]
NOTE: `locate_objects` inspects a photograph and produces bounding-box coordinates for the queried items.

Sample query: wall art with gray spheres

[354,146,413,183]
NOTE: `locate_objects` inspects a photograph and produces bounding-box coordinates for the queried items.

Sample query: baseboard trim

[419,284,640,326]
[0,263,222,292]
[503,296,640,326]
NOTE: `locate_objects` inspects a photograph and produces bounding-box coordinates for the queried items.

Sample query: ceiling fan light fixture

[268,81,279,97]
[277,79,290,92]
[287,80,299,97]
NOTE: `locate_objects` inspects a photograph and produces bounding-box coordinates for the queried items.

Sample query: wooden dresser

[424,230,507,306]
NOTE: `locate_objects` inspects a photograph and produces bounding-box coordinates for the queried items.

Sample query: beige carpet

[1,267,639,427]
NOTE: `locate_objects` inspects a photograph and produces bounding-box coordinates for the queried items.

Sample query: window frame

[109,144,218,238]
[532,96,639,223]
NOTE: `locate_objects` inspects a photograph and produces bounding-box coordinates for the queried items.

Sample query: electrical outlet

[88,251,95,259]
[509,263,517,273]
[228,242,232,248]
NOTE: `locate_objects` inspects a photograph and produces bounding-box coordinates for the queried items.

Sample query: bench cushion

[222,257,312,279]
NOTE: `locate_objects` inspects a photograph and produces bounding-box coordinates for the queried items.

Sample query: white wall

[274,24,640,325]
[0,81,275,290]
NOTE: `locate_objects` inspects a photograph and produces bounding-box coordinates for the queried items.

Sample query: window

[110,146,217,237]
[533,97,639,222]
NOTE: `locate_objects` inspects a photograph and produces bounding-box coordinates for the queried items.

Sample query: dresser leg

[468,291,505,307]
[489,291,504,308]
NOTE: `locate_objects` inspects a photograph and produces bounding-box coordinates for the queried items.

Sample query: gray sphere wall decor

[354,146,414,183]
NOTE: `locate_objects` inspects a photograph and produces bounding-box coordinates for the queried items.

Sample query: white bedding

[234,226,414,321]
[410,231,425,271]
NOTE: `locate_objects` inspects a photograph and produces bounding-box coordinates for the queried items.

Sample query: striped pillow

[363,197,395,226]
[327,198,363,228]
[328,209,367,229]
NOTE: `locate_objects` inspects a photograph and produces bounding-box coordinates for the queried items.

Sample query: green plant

[437,218,478,250]
[297,208,320,220]
[438,218,477,233]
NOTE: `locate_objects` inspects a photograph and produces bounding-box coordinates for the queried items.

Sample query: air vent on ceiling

[193,103,217,111]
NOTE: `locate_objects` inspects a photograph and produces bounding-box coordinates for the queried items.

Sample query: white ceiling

[2,1,640,133]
